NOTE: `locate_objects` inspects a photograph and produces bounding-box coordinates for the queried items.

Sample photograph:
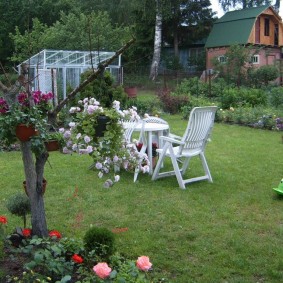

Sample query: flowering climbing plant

[61,98,150,187]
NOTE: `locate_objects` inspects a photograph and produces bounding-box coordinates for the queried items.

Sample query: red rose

[72,254,84,264]
[22,228,32,237]
[0,216,7,224]
[48,230,61,239]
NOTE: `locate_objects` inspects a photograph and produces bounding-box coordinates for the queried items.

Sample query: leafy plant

[83,227,115,261]
[6,193,30,228]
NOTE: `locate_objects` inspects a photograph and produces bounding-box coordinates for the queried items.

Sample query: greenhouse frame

[17,49,122,100]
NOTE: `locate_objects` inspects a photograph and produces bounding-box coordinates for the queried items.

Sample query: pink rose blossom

[93,262,112,279]
[136,256,152,271]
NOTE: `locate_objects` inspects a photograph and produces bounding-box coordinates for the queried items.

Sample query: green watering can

[273,179,283,195]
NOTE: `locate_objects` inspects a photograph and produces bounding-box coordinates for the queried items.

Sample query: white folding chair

[152,106,218,189]
[122,120,147,182]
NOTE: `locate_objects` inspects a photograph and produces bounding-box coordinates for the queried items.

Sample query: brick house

[205,5,283,82]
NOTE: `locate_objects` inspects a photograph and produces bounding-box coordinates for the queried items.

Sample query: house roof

[205,5,270,48]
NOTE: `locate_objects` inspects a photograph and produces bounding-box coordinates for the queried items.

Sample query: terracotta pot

[15,124,37,141]
[23,178,47,196]
[45,140,59,151]
[124,87,137,98]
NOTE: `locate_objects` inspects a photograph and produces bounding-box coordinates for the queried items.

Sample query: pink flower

[93,262,112,279]
[136,256,152,271]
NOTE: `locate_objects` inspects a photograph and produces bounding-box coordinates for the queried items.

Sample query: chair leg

[170,150,186,189]
[180,157,191,176]
[199,153,213,182]
[152,146,167,181]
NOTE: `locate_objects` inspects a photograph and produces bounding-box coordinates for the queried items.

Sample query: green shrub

[126,97,162,116]
[268,87,283,108]
[157,88,189,114]
[219,87,267,109]
[6,193,30,228]
[181,96,217,119]
[83,227,115,260]
[249,65,279,86]
[79,70,127,108]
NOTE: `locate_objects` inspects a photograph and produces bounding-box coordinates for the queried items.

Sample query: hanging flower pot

[94,115,111,138]
[15,124,37,142]
[45,140,59,151]
[23,178,47,196]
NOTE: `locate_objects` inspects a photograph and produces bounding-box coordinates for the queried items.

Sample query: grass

[1,117,283,282]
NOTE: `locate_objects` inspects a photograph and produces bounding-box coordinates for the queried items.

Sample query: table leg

[148,131,153,174]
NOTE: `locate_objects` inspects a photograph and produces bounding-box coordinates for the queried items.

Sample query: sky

[209,0,283,18]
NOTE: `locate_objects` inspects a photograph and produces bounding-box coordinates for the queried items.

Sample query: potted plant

[0,90,54,155]
[45,131,64,151]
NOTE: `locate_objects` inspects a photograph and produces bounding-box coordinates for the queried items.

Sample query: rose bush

[61,97,150,187]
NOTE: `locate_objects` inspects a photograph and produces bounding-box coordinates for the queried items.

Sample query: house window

[264,18,270,36]
[251,55,259,64]
[218,55,227,63]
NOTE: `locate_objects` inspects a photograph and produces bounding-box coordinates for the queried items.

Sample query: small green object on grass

[273,178,283,195]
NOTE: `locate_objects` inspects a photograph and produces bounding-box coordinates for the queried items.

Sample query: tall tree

[218,0,272,11]
[149,0,163,80]
[163,0,215,57]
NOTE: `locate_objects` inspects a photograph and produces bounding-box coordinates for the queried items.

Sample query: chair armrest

[160,135,185,145]
[168,133,182,140]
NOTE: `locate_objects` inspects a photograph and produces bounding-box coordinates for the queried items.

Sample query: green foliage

[18,236,74,281]
[181,96,216,119]
[6,193,30,228]
[83,227,115,260]
[249,65,279,87]
[126,97,162,116]
[79,71,127,108]
[157,88,189,114]
[6,193,30,219]
[212,44,255,86]
[268,86,283,108]
[216,106,282,130]
[219,87,267,109]
[10,11,131,63]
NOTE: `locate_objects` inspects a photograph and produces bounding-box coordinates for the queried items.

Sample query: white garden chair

[122,119,147,182]
[152,106,218,189]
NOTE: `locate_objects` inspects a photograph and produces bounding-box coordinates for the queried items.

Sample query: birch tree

[149,0,162,80]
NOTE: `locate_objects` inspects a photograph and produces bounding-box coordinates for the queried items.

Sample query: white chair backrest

[180,106,217,153]
[122,120,139,143]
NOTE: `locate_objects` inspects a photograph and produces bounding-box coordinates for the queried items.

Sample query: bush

[268,87,283,108]
[219,87,267,109]
[126,97,162,116]
[6,193,30,228]
[248,65,279,86]
[181,96,217,119]
[157,88,189,114]
[79,70,127,108]
[83,227,115,260]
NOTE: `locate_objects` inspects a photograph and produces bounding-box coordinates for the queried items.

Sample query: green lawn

[1,117,283,282]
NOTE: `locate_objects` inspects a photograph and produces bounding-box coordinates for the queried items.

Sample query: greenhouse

[17,49,122,100]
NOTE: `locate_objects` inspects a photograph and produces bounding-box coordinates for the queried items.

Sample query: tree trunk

[21,142,49,237]
[149,0,162,81]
